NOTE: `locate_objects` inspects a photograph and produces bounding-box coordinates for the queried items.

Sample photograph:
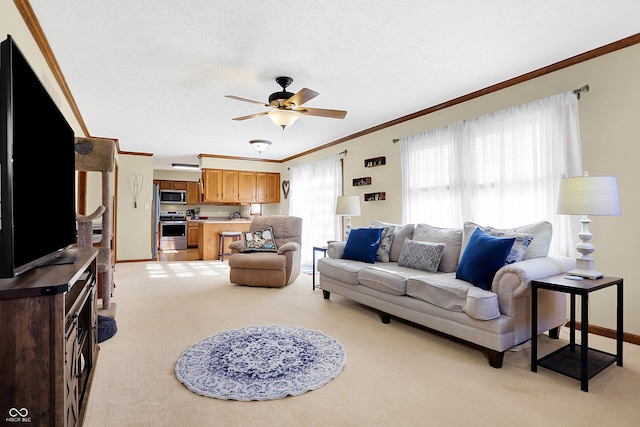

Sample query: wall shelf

[364,156,386,167]
[353,177,372,186]
[364,192,386,201]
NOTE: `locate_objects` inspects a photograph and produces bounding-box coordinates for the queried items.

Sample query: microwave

[160,189,187,204]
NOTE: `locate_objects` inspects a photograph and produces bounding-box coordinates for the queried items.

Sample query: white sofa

[317,220,575,368]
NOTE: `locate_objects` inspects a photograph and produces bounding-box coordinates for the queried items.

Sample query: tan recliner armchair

[228,216,303,287]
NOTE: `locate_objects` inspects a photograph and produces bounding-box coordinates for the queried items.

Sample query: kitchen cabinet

[187,181,202,204]
[238,171,256,203]
[0,247,98,427]
[221,170,238,202]
[265,172,280,203]
[202,169,222,203]
[187,221,200,247]
[156,180,188,190]
[256,172,280,203]
[202,169,280,204]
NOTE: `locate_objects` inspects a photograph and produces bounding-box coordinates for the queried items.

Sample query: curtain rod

[392,85,591,143]
[573,84,590,99]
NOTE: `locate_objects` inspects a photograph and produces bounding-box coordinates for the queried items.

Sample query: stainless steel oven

[159,211,188,250]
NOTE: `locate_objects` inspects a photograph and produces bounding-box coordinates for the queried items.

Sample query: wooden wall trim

[77,171,87,215]
[198,153,281,163]
[569,321,640,346]
[14,0,90,137]
[119,151,153,157]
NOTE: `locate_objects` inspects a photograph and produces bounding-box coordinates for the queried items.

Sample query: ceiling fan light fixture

[249,139,272,153]
[268,109,300,129]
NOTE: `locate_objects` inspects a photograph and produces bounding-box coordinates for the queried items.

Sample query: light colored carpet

[84,261,640,426]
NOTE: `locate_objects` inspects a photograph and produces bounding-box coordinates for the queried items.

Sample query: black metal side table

[312,246,328,290]
[531,274,623,392]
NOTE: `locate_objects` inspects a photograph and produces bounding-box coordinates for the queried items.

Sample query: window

[289,154,342,267]
[401,92,582,256]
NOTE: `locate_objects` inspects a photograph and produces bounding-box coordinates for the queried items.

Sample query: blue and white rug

[175,325,347,401]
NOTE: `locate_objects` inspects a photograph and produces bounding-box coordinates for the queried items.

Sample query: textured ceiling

[28,0,640,170]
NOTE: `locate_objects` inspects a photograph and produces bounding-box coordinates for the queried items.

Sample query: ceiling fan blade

[231,112,269,121]
[285,88,319,107]
[225,95,270,107]
[297,107,347,119]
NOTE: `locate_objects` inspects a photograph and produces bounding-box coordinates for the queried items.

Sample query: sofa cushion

[456,227,515,290]
[357,266,413,295]
[243,226,277,252]
[342,228,383,263]
[369,220,414,262]
[413,224,463,273]
[406,274,500,320]
[316,257,362,285]
[397,239,445,273]
[461,221,552,261]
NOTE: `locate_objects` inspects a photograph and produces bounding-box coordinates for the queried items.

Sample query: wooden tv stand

[0,247,99,427]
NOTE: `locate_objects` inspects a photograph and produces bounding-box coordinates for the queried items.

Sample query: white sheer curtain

[289,154,342,268]
[401,92,582,256]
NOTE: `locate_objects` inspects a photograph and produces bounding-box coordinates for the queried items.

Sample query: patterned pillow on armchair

[243,226,277,252]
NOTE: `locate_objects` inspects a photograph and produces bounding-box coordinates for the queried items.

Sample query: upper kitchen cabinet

[238,171,256,203]
[256,172,280,203]
[202,169,223,203]
[201,169,280,204]
[221,170,239,202]
[187,181,202,204]
[157,180,188,190]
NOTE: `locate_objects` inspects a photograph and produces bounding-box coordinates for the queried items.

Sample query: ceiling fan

[225,76,347,129]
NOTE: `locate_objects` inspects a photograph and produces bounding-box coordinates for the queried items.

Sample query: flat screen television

[0,35,77,278]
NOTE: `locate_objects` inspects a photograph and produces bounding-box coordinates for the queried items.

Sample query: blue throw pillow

[342,228,383,264]
[455,227,515,290]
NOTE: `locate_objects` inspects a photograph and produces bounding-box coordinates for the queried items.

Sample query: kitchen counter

[189,218,252,224]
[196,221,251,260]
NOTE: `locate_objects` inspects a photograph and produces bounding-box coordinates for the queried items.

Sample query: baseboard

[569,321,640,345]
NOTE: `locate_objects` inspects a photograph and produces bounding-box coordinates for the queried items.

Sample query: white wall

[116,154,154,261]
[0,4,85,137]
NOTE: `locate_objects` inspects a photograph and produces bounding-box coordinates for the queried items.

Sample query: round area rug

[175,325,347,401]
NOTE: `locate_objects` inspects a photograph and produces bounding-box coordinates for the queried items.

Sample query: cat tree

[74,137,116,310]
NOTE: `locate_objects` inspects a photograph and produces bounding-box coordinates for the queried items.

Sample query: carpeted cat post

[74,137,116,311]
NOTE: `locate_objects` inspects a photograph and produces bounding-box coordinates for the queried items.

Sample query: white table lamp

[557,173,621,279]
[336,195,361,240]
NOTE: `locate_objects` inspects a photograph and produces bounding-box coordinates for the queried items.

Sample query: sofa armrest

[277,241,300,255]
[229,240,245,253]
[492,255,576,316]
[327,241,346,259]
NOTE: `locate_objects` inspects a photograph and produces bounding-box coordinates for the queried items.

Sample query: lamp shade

[268,109,300,128]
[557,175,621,216]
[336,195,361,216]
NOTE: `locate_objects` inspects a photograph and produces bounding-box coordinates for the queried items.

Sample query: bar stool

[218,231,242,261]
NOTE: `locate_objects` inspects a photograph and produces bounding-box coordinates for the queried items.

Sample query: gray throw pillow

[397,239,445,273]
